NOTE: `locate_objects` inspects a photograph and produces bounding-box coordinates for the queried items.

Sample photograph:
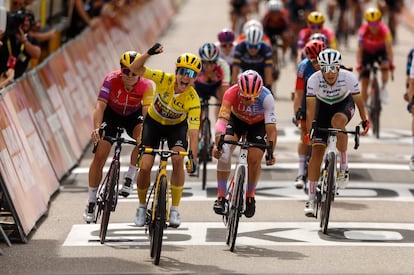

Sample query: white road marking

[63,222,414,247]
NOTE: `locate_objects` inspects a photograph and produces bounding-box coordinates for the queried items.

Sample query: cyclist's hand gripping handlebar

[92,122,107,153]
[185,150,197,174]
[265,141,275,165]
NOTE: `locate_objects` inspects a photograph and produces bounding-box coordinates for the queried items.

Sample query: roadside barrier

[0,0,178,243]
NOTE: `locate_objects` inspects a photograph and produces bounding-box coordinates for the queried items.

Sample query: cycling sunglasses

[177,67,197,78]
[246,43,261,50]
[221,43,233,48]
[368,21,379,27]
[121,68,138,77]
[321,65,340,73]
[310,24,322,30]
[202,60,216,65]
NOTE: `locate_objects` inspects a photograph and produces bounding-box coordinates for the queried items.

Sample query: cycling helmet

[176,53,202,73]
[308,32,328,47]
[237,70,263,99]
[245,26,263,46]
[199,43,219,61]
[243,19,263,33]
[267,0,283,11]
[364,7,382,22]
[304,40,327,60]
[218,28,235,43]
[120,51,140,68]
[317,49,341,67]
[307,11,325,25]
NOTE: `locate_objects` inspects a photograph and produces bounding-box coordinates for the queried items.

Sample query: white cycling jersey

[306,69,361,105]
[410,58,414,78]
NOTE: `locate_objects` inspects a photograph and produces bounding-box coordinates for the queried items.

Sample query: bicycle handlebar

[140,147,192,159]
[217,134,274,161]
[92,123,137,153]
[309,120,360,150]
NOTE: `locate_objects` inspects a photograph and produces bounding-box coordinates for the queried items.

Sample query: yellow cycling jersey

[143,68,201,129]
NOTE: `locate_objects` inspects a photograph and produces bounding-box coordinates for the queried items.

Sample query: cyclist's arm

[188,128,198,161]
[408,58,414,102]
[129,43,163,75]
[92,101,107,143]
[385,37,394,68]
[305,74,318,133]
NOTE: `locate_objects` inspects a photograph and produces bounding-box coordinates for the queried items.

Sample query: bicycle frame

[367,64,381,139]
[142,141,191,265]
[217,134,272,251]
[94,126,137,244]
[196,97,221,189]
[310,120,360,234]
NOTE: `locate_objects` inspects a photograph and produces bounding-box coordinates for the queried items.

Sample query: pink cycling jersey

[218,84,276,125]
[97,70,154,116]
[297,27,337,50]
[357,22,392,54]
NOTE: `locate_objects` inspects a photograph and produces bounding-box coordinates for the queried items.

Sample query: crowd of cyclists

[83,0,411,225]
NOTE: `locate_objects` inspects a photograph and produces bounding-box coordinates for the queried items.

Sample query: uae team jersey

[218,84,276,125]
[98,70,154,116]
[143,68,201,130]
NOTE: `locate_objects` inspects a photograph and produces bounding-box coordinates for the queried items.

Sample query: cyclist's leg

[332,97,354,188]
[136,116,159,206]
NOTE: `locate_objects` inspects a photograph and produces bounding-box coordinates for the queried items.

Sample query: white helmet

[267,0,283,11]
[243,19,263,33]
[245,26,263,45]
[317,49,341,67]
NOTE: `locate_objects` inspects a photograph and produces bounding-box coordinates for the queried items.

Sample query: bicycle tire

[152,175,167,265]
[272,43,281,81]
[201,118,211,190]
[321,152,335,234]
[228,166,245,252]
[225,177,234,246]
[369,77,381,139]
[99,161,119,244]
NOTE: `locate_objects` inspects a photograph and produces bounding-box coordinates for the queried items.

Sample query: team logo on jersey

[153,96,183,120]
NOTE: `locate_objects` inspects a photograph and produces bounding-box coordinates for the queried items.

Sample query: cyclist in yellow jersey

[128,43,201,228]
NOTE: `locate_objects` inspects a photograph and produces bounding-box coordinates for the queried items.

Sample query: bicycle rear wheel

[99,161,119,244]
[320,152,335,234]
[150,175,167,265]
[369,78,381,139]
[227,166,245,252]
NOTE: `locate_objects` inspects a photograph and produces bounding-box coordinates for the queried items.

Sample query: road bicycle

[141,140,192,265]
[92,125,137,244]
[309,121,360,234]
[217,134,273,252]
[194,97,221,190]
[366,63,381,139]
[269,34,284,82]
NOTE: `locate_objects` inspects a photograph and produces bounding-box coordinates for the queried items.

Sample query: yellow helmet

[364,7,382,22]
[176,53,202,73]
[120,51,140,68]
[307,11,325,25]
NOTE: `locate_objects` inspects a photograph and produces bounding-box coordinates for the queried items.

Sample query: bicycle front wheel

[369,78,381,139]
[99,161,119,244]
[151,175,167,265]
[201,118,211,190]
[227,166,245,252]
[320,152,335,234]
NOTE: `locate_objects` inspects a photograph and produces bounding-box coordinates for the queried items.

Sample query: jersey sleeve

[263,93,277,125]
[187,88,201,130]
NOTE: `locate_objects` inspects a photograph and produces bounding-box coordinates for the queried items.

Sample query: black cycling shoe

[213,197,227,215]
[244,197,256,218]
